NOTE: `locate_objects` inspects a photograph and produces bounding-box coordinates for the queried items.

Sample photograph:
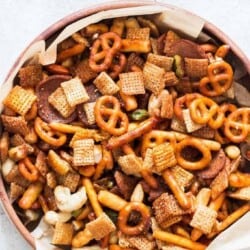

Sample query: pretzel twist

[89,32,122,72]
[109,53,127,79]
[18,157,39,182]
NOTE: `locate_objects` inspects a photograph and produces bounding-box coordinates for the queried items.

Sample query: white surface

[0,0,249,249]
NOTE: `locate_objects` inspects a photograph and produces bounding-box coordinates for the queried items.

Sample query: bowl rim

[0,1,249,248]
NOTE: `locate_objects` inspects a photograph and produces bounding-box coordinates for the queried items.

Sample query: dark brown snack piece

[36,75,77,123]
[18,64,43,87]
[198,149,226,179]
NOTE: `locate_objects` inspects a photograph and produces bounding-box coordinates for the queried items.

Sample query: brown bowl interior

[0,1,249,248]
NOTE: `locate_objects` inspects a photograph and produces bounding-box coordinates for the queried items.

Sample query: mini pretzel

[89,32,122,72]
[34,117,67,147]
[94,96,128,136]
[109,53,127,79]
[199,60,233,96]
[224,108,250,143]
[174,93,203,120]
[118,201,150,235]
[175,137,212,170]
[18,157,39,182]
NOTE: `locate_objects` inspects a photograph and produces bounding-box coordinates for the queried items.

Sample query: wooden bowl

[0,1,249,248]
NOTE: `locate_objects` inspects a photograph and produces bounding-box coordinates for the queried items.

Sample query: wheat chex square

[94,72,119,95]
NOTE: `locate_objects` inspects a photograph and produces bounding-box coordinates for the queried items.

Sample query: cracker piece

[170,165,194,189]
[127,235,156,250]
[118,233,134,248]
[3,86,37,116]
[52,222,73,245]
[10,134,25,146]
[1,115,29,136]
[85,212,116,240]
[59,172,80,193]
[73,139,95,166]
[227,187,250,201]
[182,109,204,133]
[93,72,119,95]
[147,53,174,71]
[83,102,96,125]
[35,151,49,177]
[73,59,98,83]
[184,58,208,79]
[161,92,174,119]
[191,125,215,139]
[164,71,179,86]
[210,169,228,200]
[150,38,160,55]
[142,148,154,170]
[46,172,57,189]
[61,77,89,106]
[119,71,145,95]
[126,27,150,40]
[153,193,187,226]
[152,143,176,173]
[126,52,144,72]
[143,62,165,96]
[9,182,25,202]
[171,115,187,133]
[118,154,143,177]
[160,215,183,228]
[18,64,43,87]
[48,87,75,118]
[190,205,217,234]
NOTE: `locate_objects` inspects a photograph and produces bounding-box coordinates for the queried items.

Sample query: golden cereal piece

[73,139,95,166]
[160,92,174,119]
[118,154,143,177]
[147,53,173,71]
[3,86,37,116]
[52,222,74,245]
[143,62,165,96]
[182,109,204,133]
[164,72,179,86]
[184,58,208,79]
[93,72,119,95]
[160,215,183,229]
[190,205,217,234]
[59,172,81,193]
[61,77,90,107]
[46,172,57,189]
[171,116,187,133]
[1,115,29,136]
[126,235,156,250]
[142,148,154,170]
[119,71,145,95]
[83,102,96,125]
[126,27,150,40]
[48,87,75,118]
[152,143,176,173]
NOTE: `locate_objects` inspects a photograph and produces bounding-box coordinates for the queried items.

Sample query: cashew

[44,210,72,225]
[1,158,15,178]
[54,186,87,213]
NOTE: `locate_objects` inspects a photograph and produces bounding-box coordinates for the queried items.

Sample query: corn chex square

[152,143,176,173]
[164,71,179,86]
[142,148,154,170]
[118,154,143,177]
[94,72,119,95]
[143,62,165,96]
[61,77,89,107]
[126,27,150,40]
[190,205,217,234]
[182,109,204,133]
[73,139,95,166]
[51,222,73,245]
[3,85,37,116]
[170,165,194,188]
[184,58,208,79]
[119,72,145,95]
[83,102,96,125]
[48,87,75,118]
[147,53,174,71]
[59,172,80,193]
[85,212,116,240]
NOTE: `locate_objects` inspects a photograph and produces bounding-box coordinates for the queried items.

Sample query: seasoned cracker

[3,86,37,116]
[160,92,174,119]
[93,72,119,95]
[184,58,208,79]
[1,115,29,136]
[10,134,25,146]
[61,77,89,106]
[83,102,96,125]
[46,172,57,189]
[160,215,183,228]
[147,53,173,71]
[143,62,165,95]
[118,154,143,176]
[119,71,145,95]
[48,87,75,118]
[73,139,95,166]
[85,212,116,240]
[152,143,176,173]
[127,235,156,250]
[210,169,228,200]
[164,71,179,86]
[52,222,73,245]
[190,205,217,234]
[59,171,80,193]
[126,27,150,40]
[18,64,43,87]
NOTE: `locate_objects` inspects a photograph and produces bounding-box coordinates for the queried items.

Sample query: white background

[0,0,249,249]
